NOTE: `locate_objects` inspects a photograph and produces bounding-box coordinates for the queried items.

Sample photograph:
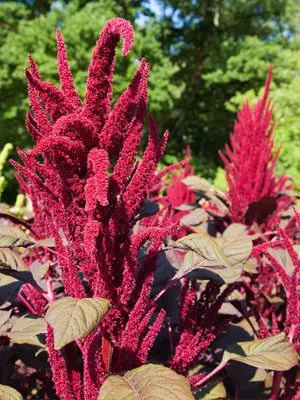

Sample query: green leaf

[45,297,111,350]
[0,309,11,330]
[31,261,50,281]
[174,232,252,283]
[193,380,226,399]
[0,273,22,304]
[181,208,208,226]
[182,176,212,192]
[243,258,258,274]
[223,224,260,240]
[0,227,35,248]
[0,248,27,271]
[221,333,299,371]
[8,314,46,345]
[0,249,33,284]
[267,248,294,276]
[37,237,55,248]
[98,364,194,400]
[223,223,247,238]
[0,385,23,400]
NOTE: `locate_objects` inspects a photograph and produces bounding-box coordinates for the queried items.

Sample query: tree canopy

[0,0,299,187]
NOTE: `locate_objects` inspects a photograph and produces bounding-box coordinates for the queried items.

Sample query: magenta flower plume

[13,18,171,400]
[220,67,293,227]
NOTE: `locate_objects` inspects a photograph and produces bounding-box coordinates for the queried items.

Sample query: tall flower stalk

[12,18,172,400]
[220,68,293,227]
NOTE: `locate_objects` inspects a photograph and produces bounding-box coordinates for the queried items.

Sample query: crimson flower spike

[220,66,293,227]
[83,18,134,129]
[56,29,82,108]
[14,18,171,398]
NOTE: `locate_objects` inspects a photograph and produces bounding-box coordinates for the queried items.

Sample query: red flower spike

[83,18,134,129]
[85,149,110,209]
[137,309,166,363]
[14,17,173,397]
[56,30,82,109]
[46,326,77,400]
[220,66,293,227]
[99,59,149,153]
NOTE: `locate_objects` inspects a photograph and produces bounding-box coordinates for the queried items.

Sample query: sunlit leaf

[0,227,35,248]
[174,232,252,283]
[0,385,23,400]
[181,208,208,226]
[193,379,226,399]
[222,333,299,371]
[0,249,27,271]
[98,364,194,400]
[0,250,33,284]
[182,176,212,192]
[243,258,258,274]
[31,261,50,282]
[223,223,247,238]
[267,248,294,276]
[37,237,55,247]
[8,314,46,346]
[0,309,12,329]
[0,273,22,304]
[223,224,260,240]
[45,297,111,350]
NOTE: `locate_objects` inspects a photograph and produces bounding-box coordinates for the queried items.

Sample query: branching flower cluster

[219,68,294,228]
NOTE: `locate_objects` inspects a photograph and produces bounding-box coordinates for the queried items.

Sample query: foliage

[1,0,300,188]
[151,0,300,180]
[0,143,13,199]
[0,15,299,400]
[213,167,227,191]
[211,35,300,184]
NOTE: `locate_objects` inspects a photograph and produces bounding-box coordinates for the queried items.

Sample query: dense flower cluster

[12,18,173,400]
[220,68,293,228]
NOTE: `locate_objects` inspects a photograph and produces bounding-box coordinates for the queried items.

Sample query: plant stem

[47,277,55,303]
[288,324,296,343]
[76,339,84,353]
[145,277,179,314]
[234,381,239,400]
[270,371,283,399]
[40,245,68,261]
[153,278,178,304]
[193,362,227,388]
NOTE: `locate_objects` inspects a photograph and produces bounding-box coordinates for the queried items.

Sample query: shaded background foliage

[0,0,300,198]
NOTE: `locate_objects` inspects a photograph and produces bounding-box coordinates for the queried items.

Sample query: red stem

[47,277,55,303]
[193,362,227,388]
[270,371,283,399]
[288,324,296,343]
[17,292,37,315]
[39,245,69,261]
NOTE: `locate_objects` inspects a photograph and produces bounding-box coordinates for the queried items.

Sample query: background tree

[149,0,300,182]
